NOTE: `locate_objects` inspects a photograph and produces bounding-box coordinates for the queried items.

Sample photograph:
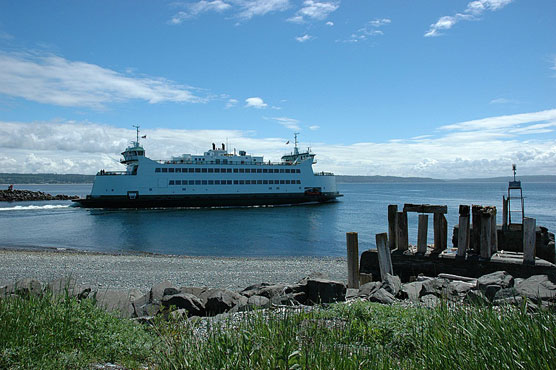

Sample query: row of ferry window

[155,167,300,174]
[169,179,302,185]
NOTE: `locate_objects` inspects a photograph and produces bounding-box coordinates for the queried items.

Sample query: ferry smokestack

[212,143,216,150]
[222,143,225,150]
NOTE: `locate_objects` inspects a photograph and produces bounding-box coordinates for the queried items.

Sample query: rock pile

[0,189,79,202]
[1,271,554,320]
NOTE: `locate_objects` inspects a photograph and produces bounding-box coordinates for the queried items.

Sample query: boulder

[382,274,401,296]
[46,277,91,299]
[304,278,346,304]
[515,275,556,302]
[297,272,329,285]
[94,289,141,318]
[163,287,180,296]
[4,278,43,298]
[420,278,449,298]
[420,294,441,307]
[150,281,175,304]
[446,281,475,301]
[345,288,359,300]
[241,283,288,299]
[247,295,271,308]
[463,290,490,305]
[484,284,502,301]
[204,289,247,315]
[161,293,205,317]
[398,282,423,302]
[179,286,207,298]
[357,282,382,298]
[477,271,514,291]
[368,288,395,304]
[493,287,519,302]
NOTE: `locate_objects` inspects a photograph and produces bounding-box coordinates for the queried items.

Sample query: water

[0,182,554,256]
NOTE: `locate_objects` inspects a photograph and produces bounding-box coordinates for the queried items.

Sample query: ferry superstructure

[73,129,342,208]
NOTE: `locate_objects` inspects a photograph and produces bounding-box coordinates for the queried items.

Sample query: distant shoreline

[2,173,556,185]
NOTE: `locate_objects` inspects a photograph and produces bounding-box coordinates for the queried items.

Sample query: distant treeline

[1,173,555,185]
[337,175,556,183]
[0,173,94,184]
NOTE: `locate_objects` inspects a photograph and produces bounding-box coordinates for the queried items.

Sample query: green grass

[1,293,555,369]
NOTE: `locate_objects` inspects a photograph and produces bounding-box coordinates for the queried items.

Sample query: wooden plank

[403,203,447,214]
[502,196,508,228]
[388,205,398,250]
[490,208,498,254]
[456,215,470,257]
[346,232,360,289]
[480,212,492,259]
[433,213,448,253]
[523,217,536,265]
[417,214,428,254]
[396,211,409,251]
[376,233,393,281]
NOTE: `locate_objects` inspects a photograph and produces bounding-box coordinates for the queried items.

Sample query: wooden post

[480,212,492,259]
[376,233,393,281]
[490,208,498,254]
[396,211,408,251]
[523,217,536,265]
[346,232,359,289]
[502,196,508,229]
[457,215,470,258]
[433,213,448,254]
[471,205,482,254]
[417,214,428,254]
[388,205,398,249]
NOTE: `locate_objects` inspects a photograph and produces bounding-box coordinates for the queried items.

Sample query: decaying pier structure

[355,174,556,284]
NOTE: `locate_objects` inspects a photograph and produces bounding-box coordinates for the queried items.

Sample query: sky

[0,0,555,178]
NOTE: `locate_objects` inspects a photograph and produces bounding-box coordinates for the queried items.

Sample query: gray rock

[515,275,556,302]
[270,293,301,306]
[137,303,161,317]
[204,289,247,315]
[484,284,502,301]
[305,278,346,304]
[382,274,401,296]
[345,288,359,300]
[132,294,149,317]
[368,288,395,304]
[46,277,91,299]
[297,272,329,285]
[398,282,423,302]
[493,287,519,302]
[5,278,43,297]
[179,286,207,298]
[241,283,288,299]
[94,289,140,318]
[447,281,475,301]
[478,271,514,291]
[248,295,271,308]
[357,282,382,298]
[161,293,204,316]
[463,290,490,305]
[149,281,175,304]
[420,278,449,298]
[163,287,180,296]
[420,294,440,307]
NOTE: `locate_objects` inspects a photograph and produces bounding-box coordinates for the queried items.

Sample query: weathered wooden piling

[471,205,482,254]
[417,214,428,254]
[376,233,393,280]
[457,205,470,258]
[502,196,508,228]
[346,232,360,289]
[490,208,498,254]
[480,211,492,259]
[359,273,373,285]
[387,205,398,250]
[523,217,536,265]
[433,213,447,254]
[396,211,409,251]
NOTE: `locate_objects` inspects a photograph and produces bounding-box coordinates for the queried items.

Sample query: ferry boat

[73,127,342,208]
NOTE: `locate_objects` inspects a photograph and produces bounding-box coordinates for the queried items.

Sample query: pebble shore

[0,248,347,291]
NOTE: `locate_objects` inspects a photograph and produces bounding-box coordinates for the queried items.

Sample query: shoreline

[0,247,347,291]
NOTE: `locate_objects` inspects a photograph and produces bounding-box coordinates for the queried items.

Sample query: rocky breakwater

[2,270,555,321]
[0,189,79,202]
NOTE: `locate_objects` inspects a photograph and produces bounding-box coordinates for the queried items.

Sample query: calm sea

[0,182,554,257]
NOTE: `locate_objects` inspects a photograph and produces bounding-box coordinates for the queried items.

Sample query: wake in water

[0,204,72,212]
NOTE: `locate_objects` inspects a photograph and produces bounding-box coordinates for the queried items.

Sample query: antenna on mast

[512,164,517,182]
[294,132,299,155]
[132,125,140,145]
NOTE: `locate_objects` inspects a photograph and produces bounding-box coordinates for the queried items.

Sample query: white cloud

[2,108,556,178]
[295,34,313,42]
[169,0,232,24]
[265,116,301,130]
[489,97,520,105]
[309,125,320,130]
[287,0,339,23]
[342,18,390,43]
[425,0,513,37]
[245,97,268,108]
[225,98,239,108]
[326,21,334,27]
[0,52,205,108]
[169,0,290,23]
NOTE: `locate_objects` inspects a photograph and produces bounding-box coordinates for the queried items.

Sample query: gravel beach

[0,248,347,291]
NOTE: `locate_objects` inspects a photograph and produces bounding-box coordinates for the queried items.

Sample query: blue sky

[0,0,555,178]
